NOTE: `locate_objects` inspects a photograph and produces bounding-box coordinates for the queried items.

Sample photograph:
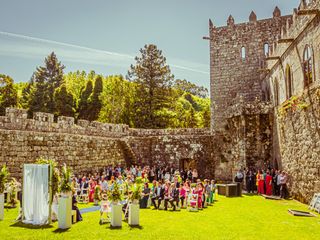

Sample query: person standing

[257,170,265,195]
[265,171,273,196]
[192,169,198,183]
[246,170,255,193]
[280,171,288,199]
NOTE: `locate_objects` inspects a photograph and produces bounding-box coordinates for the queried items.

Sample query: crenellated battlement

[129,128,212,137]
[267,0,320,62]
[0,108,129,137]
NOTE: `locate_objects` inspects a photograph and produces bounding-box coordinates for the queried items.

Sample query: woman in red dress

[265,171,273,195]
[257,170,265,195]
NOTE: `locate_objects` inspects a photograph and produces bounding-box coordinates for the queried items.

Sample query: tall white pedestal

[111,203,122,227]
[58,196,72,229]
[128,203,139,226]
[0,194,4,221]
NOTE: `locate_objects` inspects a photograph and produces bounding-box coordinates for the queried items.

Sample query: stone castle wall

[277,88,320,203]
[127,129,217,179]
[0,108,216,179]
[264,0,320,202]
[209,8,292,130]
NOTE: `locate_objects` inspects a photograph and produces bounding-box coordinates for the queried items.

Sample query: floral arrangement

[0,165,9,194]
[108,181,122,203]
[60,164,72,194]
[8,178,18,207]
[130,183,142,202]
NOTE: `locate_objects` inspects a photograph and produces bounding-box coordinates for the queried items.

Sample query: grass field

[0,194,319,240]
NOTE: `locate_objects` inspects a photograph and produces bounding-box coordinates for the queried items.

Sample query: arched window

[303,45,313,87]
[285,65,293,99]
[264,43,269,56]
[273,78,279,106]
[241,47,246,60]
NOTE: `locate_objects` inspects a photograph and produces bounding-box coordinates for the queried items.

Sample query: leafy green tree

[78,79,93,120]
[98,75,135,125]
[87,76,103,121]
[127,44,174,128]
[54,84,75,117]
[0,74,18,115]
[174,79,209,98]
[29,52,65,114]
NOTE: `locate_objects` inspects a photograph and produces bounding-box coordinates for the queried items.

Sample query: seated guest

[151,180,159,209]
[164,181,171,210]
[169,183,180,211]
[180,182,187,208]
[72,191,83,222]
[140,182,150,208]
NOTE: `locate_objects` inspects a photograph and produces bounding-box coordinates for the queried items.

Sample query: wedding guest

[192,169,198,183]
[180,182,187,208]
[140,183,150,208]
[246,170,255,193]
[265,170,273,196]
[164,181,171,210]
[72,190,83,222]
[169,183,180,211]
[280,171,288,199]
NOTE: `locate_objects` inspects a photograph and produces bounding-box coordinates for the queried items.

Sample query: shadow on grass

[52,228,70,233]
[243,193,256,197]
[10,221,53,229]
[109,225,122,230]
[129,225,143,230]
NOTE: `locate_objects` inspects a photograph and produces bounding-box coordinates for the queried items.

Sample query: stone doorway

[180,158,197,171]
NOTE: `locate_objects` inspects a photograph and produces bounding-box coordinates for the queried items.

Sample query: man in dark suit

[151,180,165,209]
[169,183,180,211]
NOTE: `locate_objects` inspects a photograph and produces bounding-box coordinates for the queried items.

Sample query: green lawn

[0,195,319,240]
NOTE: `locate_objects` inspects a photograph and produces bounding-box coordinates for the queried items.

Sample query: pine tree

[20,74,35,110]
[0,74,18,115]
[87,76,103,121]
[127,44,174,128]
[29,52,65,114]
[78,79,93,120]
[54,84,75,117]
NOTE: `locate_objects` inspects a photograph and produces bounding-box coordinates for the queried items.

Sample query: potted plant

[58,164,72,229]
[0,165,9,220]
[130,184,141,204]
[93,185,101,206]
[108,182,122,227]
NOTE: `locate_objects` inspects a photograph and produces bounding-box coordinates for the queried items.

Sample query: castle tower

[209,8,292,130]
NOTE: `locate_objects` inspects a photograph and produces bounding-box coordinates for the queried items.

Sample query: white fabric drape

[23,164,49,225]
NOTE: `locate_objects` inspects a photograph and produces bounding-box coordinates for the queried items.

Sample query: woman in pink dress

[88,178,96,202]
[197,183,204,209]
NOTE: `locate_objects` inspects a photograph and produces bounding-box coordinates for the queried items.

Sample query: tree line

[0,44,210,129]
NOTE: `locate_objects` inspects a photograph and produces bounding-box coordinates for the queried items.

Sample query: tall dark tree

[87,76,103,121]
[20,74,35,110]
[127,44,174,128]
[0,74,18,115]
[54,84,75,117]
[29,52,65,114]
[78,79,93,120]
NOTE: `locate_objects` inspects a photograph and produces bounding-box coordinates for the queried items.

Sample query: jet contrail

[0,30,209,75]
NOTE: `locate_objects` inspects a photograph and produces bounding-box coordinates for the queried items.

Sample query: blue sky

[0,0,298,89]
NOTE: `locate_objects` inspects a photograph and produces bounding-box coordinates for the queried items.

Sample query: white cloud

[0,31,209,75]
